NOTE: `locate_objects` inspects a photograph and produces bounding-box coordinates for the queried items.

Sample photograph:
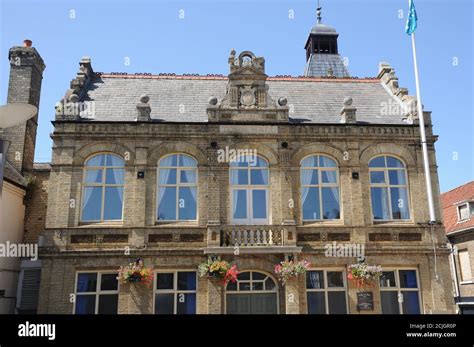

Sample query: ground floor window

[154,271,197,314]
[306,269,348,314]
[379,269,421,314]
[74,271,118,314]
[226,271,278,314]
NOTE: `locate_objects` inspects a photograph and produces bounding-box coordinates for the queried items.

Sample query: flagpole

[410,30,436,224]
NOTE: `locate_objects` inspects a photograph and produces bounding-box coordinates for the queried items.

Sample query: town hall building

[3,9,454,314]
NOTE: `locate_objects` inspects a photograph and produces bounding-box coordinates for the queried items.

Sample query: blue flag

[405,0,418,35]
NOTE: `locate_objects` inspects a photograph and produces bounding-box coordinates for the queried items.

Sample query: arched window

[81,153,125,222]
[369,155,410,220]
[300,155,340,221]
[230,155,269,224]
[226,271,278,314]
[157,154,198,221]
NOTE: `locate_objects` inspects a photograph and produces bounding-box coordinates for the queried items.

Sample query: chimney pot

[23,39,32,47]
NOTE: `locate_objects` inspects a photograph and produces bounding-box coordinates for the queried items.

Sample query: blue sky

[0,0,472,193]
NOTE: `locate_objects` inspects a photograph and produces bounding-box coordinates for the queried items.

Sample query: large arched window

[81,153,125,222]
[226,271,278,314]
[157,154,198,221]
[230,155,269,224]
[369,155,410,220]
[300,155,340,221]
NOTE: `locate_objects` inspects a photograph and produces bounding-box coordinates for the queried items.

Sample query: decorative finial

[316,1,322,24]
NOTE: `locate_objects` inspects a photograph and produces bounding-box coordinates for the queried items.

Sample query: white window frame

[369,155,411,222]
[379,268,422,314]
[306,268,349,314]
[80,153,125,223]
[230,156,270,225]
[300,154,341,222]
[156,153,198,222]
[73,271,119,314]
[458,250,472,283]
[457,202,471,222]
[153,270,197,314]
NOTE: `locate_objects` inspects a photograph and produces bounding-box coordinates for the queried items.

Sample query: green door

[227,293,278,314]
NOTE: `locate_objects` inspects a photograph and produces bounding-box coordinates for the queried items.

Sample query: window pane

[85,169,102,183]
[155,294,174,314]
[230,159,248,167]
[227,281,237,291]
[156,273,174,290]
[380,271,397,288]
[104,187,123,220]
[252,282,264,291]
[250,169,268,185]
[232,190,247,219]
[307,292,326,314]
[327,271,344,287]
[239,282,251,291]
[301,156,318,167]
[390,187,410,220]
[180,170,196,183]
[301,169,318,185]
[159,169,177,185]
[86,155,106,167]
[370,171,385,184]
[176,293,196,314]
[252,272,266,280]
[371,187,391,220]
[252,190,267,219]
[369,156,385,168]
[250,156,267,167]
[387,156,404,168]
[159,155,178,167]
[105,154,124,166]
[319,156,336,168]
[302,187,320,220]
[265,278,276,291]
[75,295,96,314]
[459,205,469,220]
[306,271,324,289]
[98,294,118,314]
[321,170,337,183]
[328,292,347,314]
[401,291,420,314]
[157,187,176,220]
[177,272,196,291]
[178,187,197,220]
[388,170,406,185]
[399,270,418,288]
[381,291,400,314]
[322,187,340,220]
[238,272,250,280]
[100,274,118,291]
[82,187,102,221]
[105,168,124,184]
[179,154,197,167]
[232,169,249,185]
[77,273,97,292]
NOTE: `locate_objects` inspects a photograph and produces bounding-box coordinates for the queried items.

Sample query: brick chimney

[2,40,46,173]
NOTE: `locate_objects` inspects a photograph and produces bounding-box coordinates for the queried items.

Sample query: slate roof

[77,74,410,125]
[304,53,350,78]
[440,181,474,234]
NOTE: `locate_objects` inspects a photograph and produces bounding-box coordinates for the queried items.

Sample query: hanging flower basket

[198,257,239,285]
[347,261,383,290]
[274,260,310,285]
[117,259,153,286]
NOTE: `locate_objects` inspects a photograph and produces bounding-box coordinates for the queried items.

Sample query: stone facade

[24,16,455,315]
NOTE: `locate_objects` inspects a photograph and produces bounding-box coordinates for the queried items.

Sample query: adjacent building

[441,181,474,314]
[0,40,45,313]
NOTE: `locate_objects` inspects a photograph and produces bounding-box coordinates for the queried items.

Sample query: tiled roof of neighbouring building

[441,181,474,234]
